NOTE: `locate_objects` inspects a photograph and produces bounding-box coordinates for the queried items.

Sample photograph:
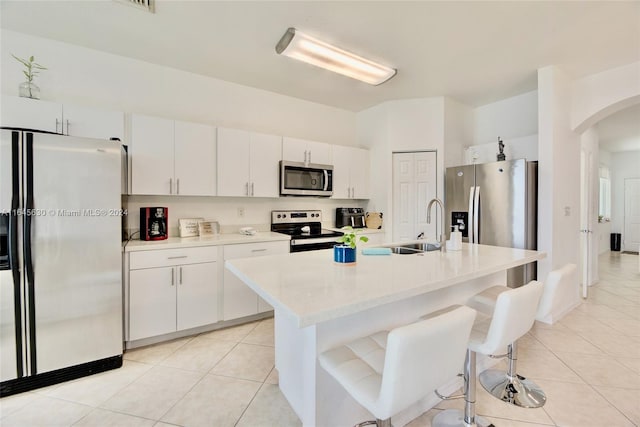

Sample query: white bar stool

[319,305,476,427]
[462,280,546,410]
[433,281,544,426]
[465,265,577,409]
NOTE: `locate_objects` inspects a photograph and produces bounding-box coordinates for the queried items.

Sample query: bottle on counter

[450,225,462,251]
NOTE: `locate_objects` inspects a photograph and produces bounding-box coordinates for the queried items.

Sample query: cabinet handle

[171,267,175,286]
[351,187,355,199]
[167,255,187,259]
[179,267,183,285]
[245,182,249,196]
[251,182,254,196]
[65,119,70,135]
[177,178,180,195]
[169,178,173,194]
[55,118,61,134]
[304,150,308,164]
[251,248,267,252]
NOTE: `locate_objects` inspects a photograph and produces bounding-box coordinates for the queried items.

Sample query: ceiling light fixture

[275,28,397,86]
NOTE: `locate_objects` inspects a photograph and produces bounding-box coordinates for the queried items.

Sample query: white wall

[465,91,538,164]
[537,66,581,281]
[444,98,473,168]
[598,149,612,254]
[2,30,364,233]
[572,61,640,133]
[610,151,640,251]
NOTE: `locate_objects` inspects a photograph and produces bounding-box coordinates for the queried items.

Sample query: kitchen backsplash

[123,195,368,239]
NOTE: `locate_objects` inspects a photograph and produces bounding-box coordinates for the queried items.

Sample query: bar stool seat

[433,281,544,426]
[319,305,476,427]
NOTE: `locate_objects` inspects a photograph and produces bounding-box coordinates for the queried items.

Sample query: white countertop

[124,232,290,252]
[226,243,546,328]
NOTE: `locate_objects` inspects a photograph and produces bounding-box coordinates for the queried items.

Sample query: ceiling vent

[114,0,154,13]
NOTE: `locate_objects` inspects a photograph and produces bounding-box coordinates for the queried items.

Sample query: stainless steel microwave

[280,161,333,197]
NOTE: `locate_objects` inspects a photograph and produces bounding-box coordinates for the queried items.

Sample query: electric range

[271,210,343,252]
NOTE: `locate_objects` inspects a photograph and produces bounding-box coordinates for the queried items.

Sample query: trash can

[610,233,621,252]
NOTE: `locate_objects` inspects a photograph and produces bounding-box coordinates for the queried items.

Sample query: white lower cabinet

[223,241,289,320]
[128,246,218,341]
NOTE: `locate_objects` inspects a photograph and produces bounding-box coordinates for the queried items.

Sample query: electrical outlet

[237,207,245,218]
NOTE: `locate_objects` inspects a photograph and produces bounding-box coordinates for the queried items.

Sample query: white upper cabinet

[1,95,124,140]
[282,137,331,165]
[217,127,281,197]
[331,145,370,199]
[129,114,216,196]
[174,120,217,196]
[249,132,281,197]
[130,114,175,195]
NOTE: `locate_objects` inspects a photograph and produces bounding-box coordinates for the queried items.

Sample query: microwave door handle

[323,170,328,191]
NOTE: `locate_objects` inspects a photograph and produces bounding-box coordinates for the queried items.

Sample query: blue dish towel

[361,247,392,256]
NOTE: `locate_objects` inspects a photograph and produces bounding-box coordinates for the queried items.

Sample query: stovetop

[271,210,343,239]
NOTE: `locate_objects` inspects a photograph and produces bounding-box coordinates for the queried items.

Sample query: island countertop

[225,243,546,328]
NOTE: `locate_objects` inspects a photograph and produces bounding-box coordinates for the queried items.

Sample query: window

[598,166,611,222]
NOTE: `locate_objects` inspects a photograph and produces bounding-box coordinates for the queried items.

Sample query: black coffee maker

[335,208,366,228]
[140,207,168,240]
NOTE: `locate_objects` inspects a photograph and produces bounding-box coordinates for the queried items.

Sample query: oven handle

[291,236,340,246]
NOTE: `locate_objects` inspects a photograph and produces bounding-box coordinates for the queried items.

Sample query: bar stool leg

[478,341,546,408]
[432,350,494,427]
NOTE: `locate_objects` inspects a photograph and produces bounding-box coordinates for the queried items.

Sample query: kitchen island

[226,243,546,427]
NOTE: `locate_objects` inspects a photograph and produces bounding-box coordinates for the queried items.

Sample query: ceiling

[1,1,639,113]
[1,0,639,151]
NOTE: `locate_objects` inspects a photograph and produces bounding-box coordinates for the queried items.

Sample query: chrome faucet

[427,198,446,252]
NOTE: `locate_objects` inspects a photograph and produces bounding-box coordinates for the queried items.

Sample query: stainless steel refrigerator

[445,159,537,287]
[1,128,123,396]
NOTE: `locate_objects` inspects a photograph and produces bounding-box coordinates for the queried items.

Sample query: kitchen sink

[383,242,441,254]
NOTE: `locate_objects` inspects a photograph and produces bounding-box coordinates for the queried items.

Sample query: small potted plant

[12,54,47,99]
[334,226,368,264]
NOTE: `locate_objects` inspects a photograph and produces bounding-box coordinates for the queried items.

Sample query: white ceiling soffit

[597,105,640,153]
[1,1,639,112]
[113,0,154,14]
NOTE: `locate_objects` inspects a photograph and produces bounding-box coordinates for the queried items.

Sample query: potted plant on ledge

[334,226,368,264]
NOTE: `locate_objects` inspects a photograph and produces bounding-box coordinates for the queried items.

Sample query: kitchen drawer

[130,246,218,269]
[223,241,289,260]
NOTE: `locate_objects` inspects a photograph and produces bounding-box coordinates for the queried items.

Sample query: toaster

[335,208,366,228]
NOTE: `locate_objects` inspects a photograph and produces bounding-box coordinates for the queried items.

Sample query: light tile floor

[1,253,638,426]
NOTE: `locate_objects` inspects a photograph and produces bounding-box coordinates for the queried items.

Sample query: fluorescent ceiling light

[275,28,397,86]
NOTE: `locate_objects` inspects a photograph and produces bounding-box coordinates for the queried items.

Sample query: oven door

[280,161,333,197]
[290,237,338,252]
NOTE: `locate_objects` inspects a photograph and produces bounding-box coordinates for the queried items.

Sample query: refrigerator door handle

[473,186,480,244]
[9,131,24,377]
[468,186,475,243]
[24,132,37,374]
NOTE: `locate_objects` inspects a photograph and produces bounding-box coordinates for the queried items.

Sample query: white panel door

[1,95,62,133]
[393,153,416,241]
[174,121,216,196]
[130,114,174,195]
[176,262,218,330]
[331,145,351,199]
[392,152,437,241]
[62,104,124,141]
[217,127,250,197]
[250,132,281,198]
[129,267,176,340]
[624,178,640,253]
